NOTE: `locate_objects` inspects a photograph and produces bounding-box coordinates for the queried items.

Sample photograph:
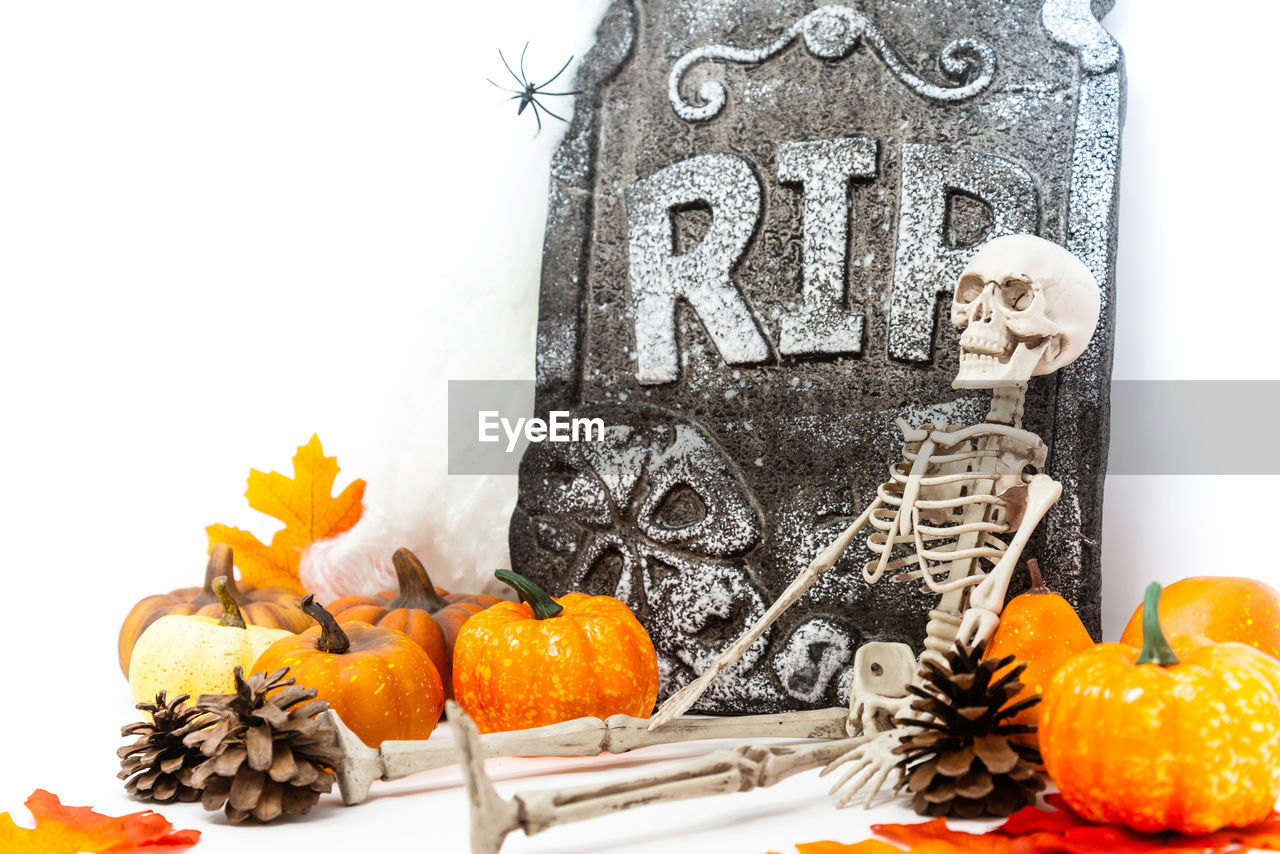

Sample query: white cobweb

[300,0,611,601]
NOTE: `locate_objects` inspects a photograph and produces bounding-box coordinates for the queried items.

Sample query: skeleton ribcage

[864,426,1016,598]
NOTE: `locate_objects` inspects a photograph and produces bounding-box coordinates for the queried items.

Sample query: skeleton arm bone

[648,497,883,730]
[956,473,1062,648]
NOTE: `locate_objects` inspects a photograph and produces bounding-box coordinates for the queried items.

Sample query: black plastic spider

[487,42,582,133]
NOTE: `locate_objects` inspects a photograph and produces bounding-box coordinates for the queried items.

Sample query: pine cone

[183,666,344,823]
[893,640,1046,818]
[119,691,213,802]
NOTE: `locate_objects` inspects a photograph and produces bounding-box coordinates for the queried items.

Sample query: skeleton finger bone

[955,607,1002,650]
[648,499,882,730]
[451,698,865,854]
[820,731,905,808]
[322,705,851,805]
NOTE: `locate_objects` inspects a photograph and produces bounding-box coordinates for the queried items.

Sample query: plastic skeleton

[454,234,1102,852]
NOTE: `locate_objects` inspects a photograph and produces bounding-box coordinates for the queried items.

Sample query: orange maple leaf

[0,789,200,853]
[207,434,365,593]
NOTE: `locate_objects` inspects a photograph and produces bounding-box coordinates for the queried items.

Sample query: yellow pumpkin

[118,543,309,675]
[128,576,292,712]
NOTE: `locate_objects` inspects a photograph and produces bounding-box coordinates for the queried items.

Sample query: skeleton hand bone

[955,606,1001,649]
[851,694,914,737]
[819,728,906,808]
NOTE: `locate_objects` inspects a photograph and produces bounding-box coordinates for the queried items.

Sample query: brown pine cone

[893,640,1046,817]
[183,666,344,823]
[119,691,213,802]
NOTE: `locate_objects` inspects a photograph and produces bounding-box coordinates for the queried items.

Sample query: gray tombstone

[510,0,1123,713]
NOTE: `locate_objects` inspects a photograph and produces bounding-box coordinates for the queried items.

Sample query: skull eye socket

[999,277,1033,311]
[956,274,985,305]
[652,484,708,530]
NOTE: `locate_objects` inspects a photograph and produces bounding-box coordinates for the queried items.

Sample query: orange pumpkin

[1040,582,1280,835]
[452,570,658,733]
[984,558,1094,736]
[118,544,309,675]
[324,548,500,695]
[1119,575,1280,660]
[252,595,444,748]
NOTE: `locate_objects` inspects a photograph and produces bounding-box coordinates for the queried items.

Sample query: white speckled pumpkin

[128,576,292,711]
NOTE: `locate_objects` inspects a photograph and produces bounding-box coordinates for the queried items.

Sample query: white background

[1,1,1277,851]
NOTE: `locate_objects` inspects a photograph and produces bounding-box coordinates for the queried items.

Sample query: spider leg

[519,41,531,88]
[533,54,575,91]
[486,78,525,96]
[533,90,583,97]
[529,98,545,134]
[533,99,570,123]
[499,49,526,89]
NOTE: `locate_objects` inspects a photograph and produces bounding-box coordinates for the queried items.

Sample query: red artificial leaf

[1184,817,1280,852]
[778,792,1280,854]
[993,794,1280,854]
[0,789,199,853]
[998,798,1091,837]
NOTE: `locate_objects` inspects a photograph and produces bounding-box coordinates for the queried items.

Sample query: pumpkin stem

[495,569,563,620]
[1135,581,1179,666]
[211,576,247,629]
[1026,558,1048,594]
[204,544,243,599]
[389,548,450,612]
[301,594,352,654]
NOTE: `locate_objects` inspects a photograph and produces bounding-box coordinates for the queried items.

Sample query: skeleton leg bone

[450,700,865,854]
[321,705,850,805]
[648,499,882,730]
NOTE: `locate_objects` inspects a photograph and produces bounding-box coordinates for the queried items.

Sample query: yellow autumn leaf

[208,434,365,593]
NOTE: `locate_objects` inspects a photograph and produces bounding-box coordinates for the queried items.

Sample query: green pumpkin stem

[1135,581,1179,666]
[301,594,351,654]
[388,548,450,612]
[211,576,247,629]
[495,569,563,620]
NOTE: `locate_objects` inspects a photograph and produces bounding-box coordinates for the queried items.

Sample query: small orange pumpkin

[1040,582,1280,835]
[118,544,309,675]
[984,558,1094,736]
[452,570,658,734]
[1119,575,1280,660]
[324,548,500,695]
[251,595,444,747]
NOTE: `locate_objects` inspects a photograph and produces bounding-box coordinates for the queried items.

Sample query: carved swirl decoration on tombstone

[668,4,997,121]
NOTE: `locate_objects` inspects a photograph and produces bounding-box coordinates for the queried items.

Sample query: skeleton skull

[951,234,1101,389]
